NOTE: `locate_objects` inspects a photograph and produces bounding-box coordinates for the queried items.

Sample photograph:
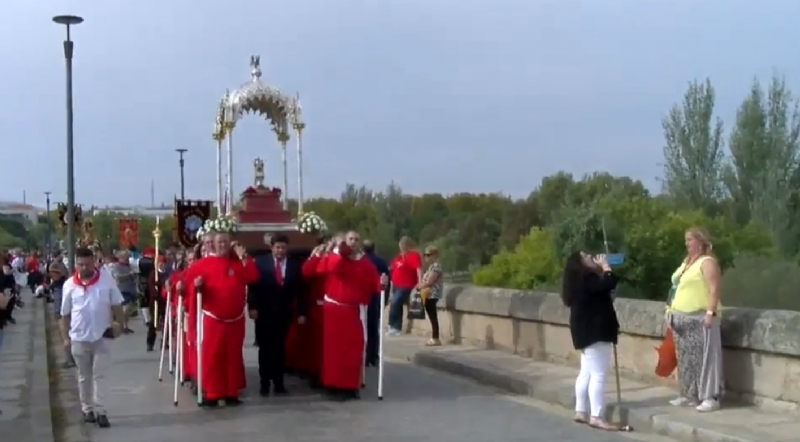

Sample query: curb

[28,298,55,442]
[412,351,759,442]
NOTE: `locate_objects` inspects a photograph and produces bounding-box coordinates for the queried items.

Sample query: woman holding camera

[561,252,620,431]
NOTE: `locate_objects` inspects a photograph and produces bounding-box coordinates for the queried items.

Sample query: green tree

[662,79,726,214]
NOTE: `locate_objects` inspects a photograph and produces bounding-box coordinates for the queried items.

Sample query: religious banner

[118,218,139,249]
[175,199,212,247]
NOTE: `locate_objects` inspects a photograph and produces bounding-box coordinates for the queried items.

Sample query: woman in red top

[387,236,422,336]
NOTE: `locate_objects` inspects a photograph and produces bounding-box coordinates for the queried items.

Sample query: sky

[2,0,799,208]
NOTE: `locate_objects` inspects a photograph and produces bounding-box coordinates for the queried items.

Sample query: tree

[662,79,726,214]
[724,75,800,254]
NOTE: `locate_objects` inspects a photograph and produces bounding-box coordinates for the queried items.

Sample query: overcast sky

[3,0,798,207]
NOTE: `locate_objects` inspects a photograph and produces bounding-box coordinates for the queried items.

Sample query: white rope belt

[201,309,245,323]
[323,295,358,308]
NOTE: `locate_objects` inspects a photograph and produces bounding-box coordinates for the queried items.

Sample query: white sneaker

[386,329,401,337]
[695,399,720,412]
[669,397,698,407]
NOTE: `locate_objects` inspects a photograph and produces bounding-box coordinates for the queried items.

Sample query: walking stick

[377,276,388,400]
[173,298,184,406]
[360,304,367,388]
[601,220,623,407]
[196,285,204,406]
[158,288,172,381]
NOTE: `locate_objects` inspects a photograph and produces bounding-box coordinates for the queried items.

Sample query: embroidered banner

[118,218,139,249]
[175,199,212,247]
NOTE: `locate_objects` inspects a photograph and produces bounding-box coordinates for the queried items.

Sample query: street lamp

[53,14,83,271]
[176,148,188,200]
[44,191,52,253]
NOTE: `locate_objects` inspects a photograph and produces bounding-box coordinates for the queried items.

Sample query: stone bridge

[2,287,800,442]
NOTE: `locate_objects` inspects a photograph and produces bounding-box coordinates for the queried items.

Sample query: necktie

[275,259,284,285]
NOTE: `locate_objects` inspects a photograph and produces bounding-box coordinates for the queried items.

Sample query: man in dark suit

[247,234,305,396]
[363,240,390,366]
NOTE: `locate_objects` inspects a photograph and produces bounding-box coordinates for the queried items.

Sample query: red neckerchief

[72,271,101,289]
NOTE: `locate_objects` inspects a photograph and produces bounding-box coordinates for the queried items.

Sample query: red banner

[118,218,139,249]
[175,199,212,247]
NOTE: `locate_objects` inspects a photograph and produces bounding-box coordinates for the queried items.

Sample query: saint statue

[253,157,265,188]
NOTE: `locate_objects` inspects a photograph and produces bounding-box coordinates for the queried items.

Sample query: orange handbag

[655,328,677,378]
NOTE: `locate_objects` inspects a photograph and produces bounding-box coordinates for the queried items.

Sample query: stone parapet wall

[407,284,800,411]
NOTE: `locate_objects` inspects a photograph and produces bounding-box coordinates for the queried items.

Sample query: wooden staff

[196,283,204,406]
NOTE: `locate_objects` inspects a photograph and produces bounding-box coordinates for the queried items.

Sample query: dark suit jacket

[568,271,620,351]
[247,254,304,320]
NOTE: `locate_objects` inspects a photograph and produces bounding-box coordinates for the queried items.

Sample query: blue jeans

[388,288,412,332]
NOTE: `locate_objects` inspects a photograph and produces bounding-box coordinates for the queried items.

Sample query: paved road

[53,318,671,442]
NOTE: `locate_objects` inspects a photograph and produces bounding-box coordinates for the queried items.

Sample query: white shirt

[61,271,124,342]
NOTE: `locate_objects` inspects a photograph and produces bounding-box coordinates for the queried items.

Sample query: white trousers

[574,341,613,417]
[71,339,110,414]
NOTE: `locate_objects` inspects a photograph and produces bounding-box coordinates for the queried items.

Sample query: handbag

[655,328,677,377]
[407,289,426,320]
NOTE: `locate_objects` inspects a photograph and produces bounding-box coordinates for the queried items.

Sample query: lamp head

[52,15,84,25]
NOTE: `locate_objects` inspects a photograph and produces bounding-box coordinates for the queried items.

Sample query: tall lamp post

[44,191,52,253]
[176,148,188,200]
[53,14,83,271]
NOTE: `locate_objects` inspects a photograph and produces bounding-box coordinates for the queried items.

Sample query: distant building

[91,205,173,218]
[0,202,40,223]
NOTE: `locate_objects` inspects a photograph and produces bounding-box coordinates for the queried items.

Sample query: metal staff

[153,217,161,329]
[158,285,172,381]
[174,292,184,406]
[377,275,388,400]
[196,283,204,405]
[600,220,623,407]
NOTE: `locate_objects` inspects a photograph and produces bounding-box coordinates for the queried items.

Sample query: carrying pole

[377,275,388,400]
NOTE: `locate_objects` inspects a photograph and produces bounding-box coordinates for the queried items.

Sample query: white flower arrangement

[204,216,238,234]
[298,211,328,235]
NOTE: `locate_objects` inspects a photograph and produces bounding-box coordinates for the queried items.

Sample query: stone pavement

[0,292,54,441]
[385,335,800,442]
[48,319,675,442]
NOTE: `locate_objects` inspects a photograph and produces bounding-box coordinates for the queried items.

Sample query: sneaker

[669,396,698,407]
[96,414,110,428]
[386,329,401,337]
[695,399,720,412]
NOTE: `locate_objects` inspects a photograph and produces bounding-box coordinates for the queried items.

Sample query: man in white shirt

[59,247,124,428]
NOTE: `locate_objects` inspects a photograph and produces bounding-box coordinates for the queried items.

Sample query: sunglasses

[424,253,432,257]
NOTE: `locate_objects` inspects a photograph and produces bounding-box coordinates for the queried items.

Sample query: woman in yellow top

[666,227,724,412]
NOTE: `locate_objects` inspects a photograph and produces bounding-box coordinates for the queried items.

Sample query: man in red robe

[318,231,379,401]
[185,231,259,407]
[300,239,329,388]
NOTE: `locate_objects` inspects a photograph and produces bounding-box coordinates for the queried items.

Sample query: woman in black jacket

[561,251,620,431]
[0,265,17,325]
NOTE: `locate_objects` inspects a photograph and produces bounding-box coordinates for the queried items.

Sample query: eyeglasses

[424,253,432,257]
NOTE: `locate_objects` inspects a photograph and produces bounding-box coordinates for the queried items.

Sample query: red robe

[318,247,379,390]
[300,255,326,377]
[185,254,259,400]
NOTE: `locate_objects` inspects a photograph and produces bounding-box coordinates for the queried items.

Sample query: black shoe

[146,345,154,352]
[225,397,243,406]
[7,317,15,325]
[123,328,134,334]
[62,361,76,369]
[96,414,110,428]
[273,385,289,396]
[326,390,347,402]
[259,387,270,397]
[198,399,218,408]
[83,411,96,423]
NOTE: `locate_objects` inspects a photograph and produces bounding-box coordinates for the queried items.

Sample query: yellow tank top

[669,256,720,313]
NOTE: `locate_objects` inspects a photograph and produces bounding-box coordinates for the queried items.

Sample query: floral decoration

[298,211,328,235]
